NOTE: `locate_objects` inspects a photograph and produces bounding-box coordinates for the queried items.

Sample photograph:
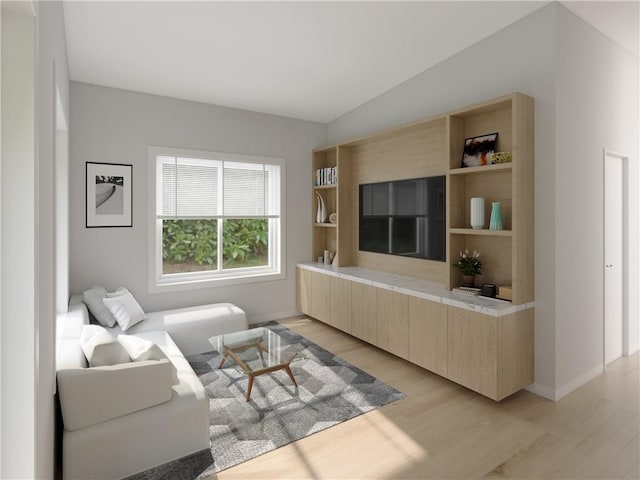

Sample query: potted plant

[454,249,482,287]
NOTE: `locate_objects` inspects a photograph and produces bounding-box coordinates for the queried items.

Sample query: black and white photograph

[461,132,498,167]
[86,162,132,227]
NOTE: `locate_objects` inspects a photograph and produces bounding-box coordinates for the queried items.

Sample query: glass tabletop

[208,327,303,375]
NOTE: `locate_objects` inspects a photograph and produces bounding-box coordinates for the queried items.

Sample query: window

[148,146,285,292]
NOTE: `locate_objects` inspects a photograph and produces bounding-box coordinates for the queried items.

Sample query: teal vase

[489,202,503,230]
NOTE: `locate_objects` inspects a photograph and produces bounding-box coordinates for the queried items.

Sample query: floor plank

[206,316,640,480]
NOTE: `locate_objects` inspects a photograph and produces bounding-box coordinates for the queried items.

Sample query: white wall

[35,2,71,477]
[1,4,36,478]
[327,3,639,399]
[69,82,325,320]
[554,5,639,394]
[327,5,559,397]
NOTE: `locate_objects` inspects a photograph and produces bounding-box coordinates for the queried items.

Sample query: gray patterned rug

[127,321,405,479]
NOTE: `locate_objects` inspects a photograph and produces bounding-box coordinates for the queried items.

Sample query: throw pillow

[118,335,179,384]
[102,288,145,331]
[82,285,117,328]
[80,325,130,367]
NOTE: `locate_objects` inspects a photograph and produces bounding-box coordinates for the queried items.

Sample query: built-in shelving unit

[447,93,534,304]
[303,92,535,401]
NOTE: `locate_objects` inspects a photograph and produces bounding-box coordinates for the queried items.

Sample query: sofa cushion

[118,334,178,384]
[82,285,117,327]
[80,325,130,367]
[57,359,174,432]
[102,288,145,331]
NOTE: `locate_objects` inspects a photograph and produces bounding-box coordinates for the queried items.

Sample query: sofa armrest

[57,359,174,431]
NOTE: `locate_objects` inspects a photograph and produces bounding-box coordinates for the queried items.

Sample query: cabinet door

[408,296,447,376]
[296,268,312,315]
[310,271,331,323]
[377,288,409,359]
[330,276,351,333]
[447,307,497,399]
[351,282,378,344]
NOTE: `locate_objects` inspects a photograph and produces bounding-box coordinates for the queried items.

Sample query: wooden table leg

[246,374,255,402]
[218,352,229,369]
[284,364,298,387]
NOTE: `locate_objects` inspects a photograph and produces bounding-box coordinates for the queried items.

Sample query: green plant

[454,249,482,275]
[162,218,268,269]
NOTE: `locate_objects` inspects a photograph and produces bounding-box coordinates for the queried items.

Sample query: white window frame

[148,146,286,293]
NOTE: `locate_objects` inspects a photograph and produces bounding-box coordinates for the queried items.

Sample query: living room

[1,1,639,479]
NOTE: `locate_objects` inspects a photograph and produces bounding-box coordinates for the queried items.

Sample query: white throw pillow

[102,288,145,331]
[82,285,117,327]
[118,335,179,384]
[80,325,130,367]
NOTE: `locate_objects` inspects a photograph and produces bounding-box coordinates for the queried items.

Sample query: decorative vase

[489,202,503,230]
[315,192,327,223]
[470,197,485,229]
[461,274,476,287]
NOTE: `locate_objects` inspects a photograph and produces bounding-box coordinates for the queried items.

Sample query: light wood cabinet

[297,266,533,400]
[377,288,409,359]
[351,282,378,345]
[408,296,447,377]
[296,267,312,315]
[447,306,533,400]
[329,276,352,334]
[310,270,330,324]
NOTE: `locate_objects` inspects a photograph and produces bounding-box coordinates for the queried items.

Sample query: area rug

[126,321,405,480]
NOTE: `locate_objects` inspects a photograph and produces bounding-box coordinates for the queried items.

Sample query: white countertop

[298,262,534,317]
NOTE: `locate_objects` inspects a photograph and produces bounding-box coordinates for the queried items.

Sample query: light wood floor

[209,316,639,480]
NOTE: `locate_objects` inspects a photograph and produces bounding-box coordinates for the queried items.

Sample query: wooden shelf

[313,184,337,190]
[448,163,512,175]
[314,223,337,228]
[449,228,513,237]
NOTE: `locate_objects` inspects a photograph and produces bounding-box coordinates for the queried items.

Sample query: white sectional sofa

[56,295,247,480]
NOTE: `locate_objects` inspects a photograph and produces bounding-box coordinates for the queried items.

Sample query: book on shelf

[452,286,481,297]
[315,166,338,186]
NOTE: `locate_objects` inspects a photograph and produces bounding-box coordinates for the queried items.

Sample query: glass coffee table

[208,327,304,401]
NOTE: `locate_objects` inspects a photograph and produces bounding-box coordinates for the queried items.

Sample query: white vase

[315,192,327,223]
[470,197,485,229]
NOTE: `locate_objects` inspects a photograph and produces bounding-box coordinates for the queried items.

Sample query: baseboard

[555,364,603,400]
[527,363,605,401]
[247,310,302,325]
[525,382,556,400]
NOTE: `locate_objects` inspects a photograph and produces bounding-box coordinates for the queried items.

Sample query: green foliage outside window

[162,219,268,273]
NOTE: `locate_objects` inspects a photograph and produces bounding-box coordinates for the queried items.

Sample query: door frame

[602,149,630,371]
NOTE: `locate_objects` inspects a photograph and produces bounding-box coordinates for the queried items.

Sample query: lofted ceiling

[63,1,639,124]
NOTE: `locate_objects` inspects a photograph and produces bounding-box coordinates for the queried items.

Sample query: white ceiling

[63,1,639,124]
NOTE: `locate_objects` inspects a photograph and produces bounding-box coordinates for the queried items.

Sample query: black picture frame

[86,162,133,228]
[461,132,498,167]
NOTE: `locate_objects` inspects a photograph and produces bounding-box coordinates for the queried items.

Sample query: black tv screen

[359,176,446,261]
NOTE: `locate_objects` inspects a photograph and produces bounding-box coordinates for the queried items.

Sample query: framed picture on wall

[86,162,133,227]
[461,132,498,167]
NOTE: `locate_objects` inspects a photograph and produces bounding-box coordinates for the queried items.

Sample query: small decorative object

[489,151,512,164]
[317,256,323,264]
[480,283,497,298]
[489,202,503,230]
[454,249,482,287]
[315,191,327,223]
[86,162,133,228]
[323,250,332,265]
[470,197,485,229]
[461,132,498,167]
[329,212,337,224]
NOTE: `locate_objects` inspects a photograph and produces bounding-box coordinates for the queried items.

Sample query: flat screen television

[359,176,446,261]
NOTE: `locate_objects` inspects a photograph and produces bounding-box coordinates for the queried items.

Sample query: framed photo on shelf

[86,162,133,228]
[461,132,498,167]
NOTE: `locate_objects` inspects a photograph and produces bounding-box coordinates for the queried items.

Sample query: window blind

[157,156,280,218]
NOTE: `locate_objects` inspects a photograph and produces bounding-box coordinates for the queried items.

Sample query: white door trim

[602,149,630,372]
